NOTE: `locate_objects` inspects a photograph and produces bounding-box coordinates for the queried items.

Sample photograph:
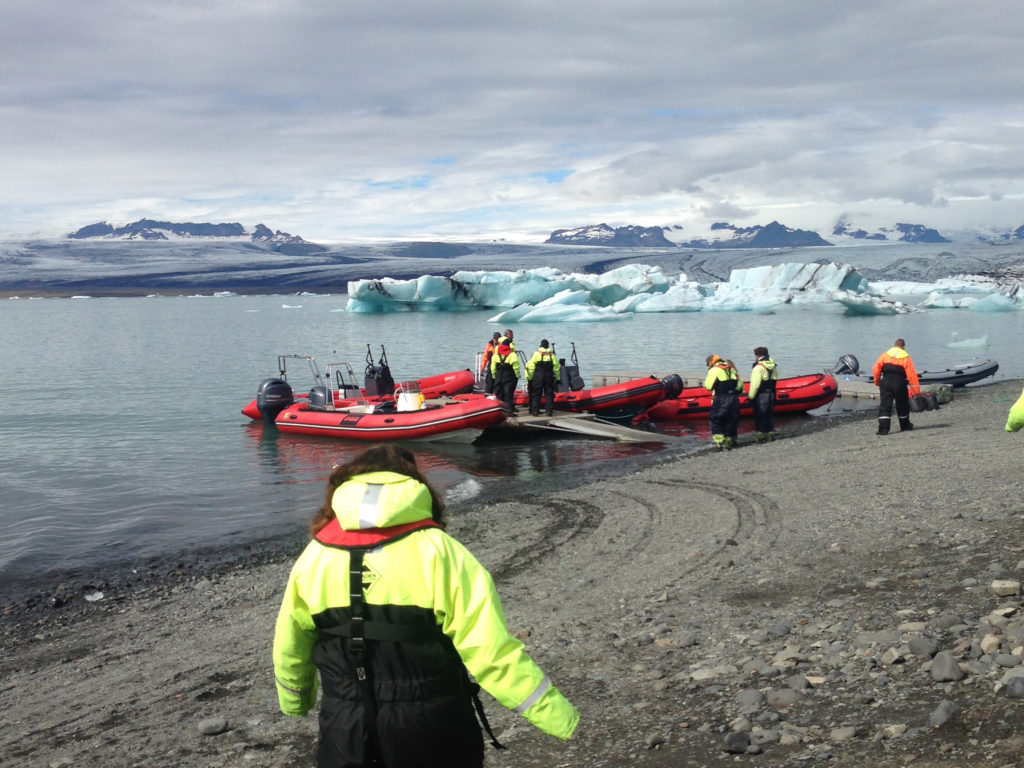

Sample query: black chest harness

[317,529,506,758]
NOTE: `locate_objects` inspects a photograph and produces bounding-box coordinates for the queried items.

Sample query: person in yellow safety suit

[525,339,561,416]
[490,339,521,414]
[748,346,779,443]
[1006,384,1024,432]
[500,328,516,351]
[704,354,743,449]
[273,445,578,768]
[872,338,921,435]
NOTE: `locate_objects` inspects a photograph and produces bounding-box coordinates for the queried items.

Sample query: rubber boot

[877,417,890,436]
[899,417,913,431]
[712,434,726,450]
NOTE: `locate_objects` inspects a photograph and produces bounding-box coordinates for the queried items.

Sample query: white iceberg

[946,333,989,348]
[346,260,923,318]
[828,289,917,315]
[968,293,1018,312]
[488,289,628,323]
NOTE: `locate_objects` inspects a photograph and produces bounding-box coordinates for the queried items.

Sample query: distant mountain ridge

[67,219,327,255]
[831,219,950,244]
[548,219,1024,248]
[545,224,675,247]
[546,221,830,248]
[676,221,833,248]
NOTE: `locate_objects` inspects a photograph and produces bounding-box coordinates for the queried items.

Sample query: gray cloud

[2,0,1023,240]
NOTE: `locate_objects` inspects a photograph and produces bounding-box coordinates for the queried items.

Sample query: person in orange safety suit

[872,338,920,435]
[480,332,501,394]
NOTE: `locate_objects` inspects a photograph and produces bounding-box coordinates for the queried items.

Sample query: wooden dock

[486,411,679,442]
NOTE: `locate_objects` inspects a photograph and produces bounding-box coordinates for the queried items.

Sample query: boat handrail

[322,362,360,410]
[277,355,324,388]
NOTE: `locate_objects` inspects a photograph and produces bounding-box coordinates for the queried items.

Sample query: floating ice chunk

[946,333,989,348]
[451,268,573,307]
[518,304,627,322]
[968,293,1018,312]
[920,292,976,309]
[828,289,917,315]
[618,281,708,313]
[348,261,879,315]
[873,277,997,295]
[572,264,672,305]
[489,289,627,322]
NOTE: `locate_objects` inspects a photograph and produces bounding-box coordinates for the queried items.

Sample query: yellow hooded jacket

[273,470,578,758]
[1006,385,1024,432]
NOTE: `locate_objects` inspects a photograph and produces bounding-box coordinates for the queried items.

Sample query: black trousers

[493,376,518,410]
[751,390,775,434]
[529,371,556,414]
[709,391,740,439]
[878,379,910,433]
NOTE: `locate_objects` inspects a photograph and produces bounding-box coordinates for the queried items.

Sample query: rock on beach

[2,381,1024,767]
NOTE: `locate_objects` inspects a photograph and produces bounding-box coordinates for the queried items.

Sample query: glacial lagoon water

[1,292,1021,588]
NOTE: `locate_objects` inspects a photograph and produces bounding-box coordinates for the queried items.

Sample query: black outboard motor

[256,378,294,422]
[833,354,860,375]
[660,373,684,400]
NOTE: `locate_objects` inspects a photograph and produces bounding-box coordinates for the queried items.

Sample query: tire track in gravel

[478,476,781,604]
[486,495,605,581]
[650,478,783,552]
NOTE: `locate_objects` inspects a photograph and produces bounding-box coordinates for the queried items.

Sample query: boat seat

[342,401,397,415]
[345,404,378,414]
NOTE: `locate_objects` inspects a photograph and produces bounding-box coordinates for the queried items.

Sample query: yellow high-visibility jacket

[747,357,778,400]
[1007,385,1024,432]
[273,471,578,764]
[526,348,560,383]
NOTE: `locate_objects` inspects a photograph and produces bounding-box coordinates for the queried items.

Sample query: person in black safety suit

[490,336,521,414]
[704,354,743,449]
[525,339,561,416]
[748,346,779,443]
[273,444,578,768]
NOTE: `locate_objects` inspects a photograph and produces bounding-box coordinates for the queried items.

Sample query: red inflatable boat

[513,374,682,421]
[640,371,838,421]
[274,397,508,443]
[242,351,476,422]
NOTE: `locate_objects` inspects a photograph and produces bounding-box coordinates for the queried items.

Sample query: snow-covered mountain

[547,218,1024,249]
[67,219,326,255]
[543,219,1024,249]
[545,224,675,247]
[666,221,833,249]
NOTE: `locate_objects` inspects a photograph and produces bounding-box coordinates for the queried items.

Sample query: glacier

[344,261,1022,319]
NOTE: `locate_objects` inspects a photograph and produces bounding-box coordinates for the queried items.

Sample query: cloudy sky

[3,0,1023,242]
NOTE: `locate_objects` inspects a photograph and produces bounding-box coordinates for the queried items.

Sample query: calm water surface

[1,293,1020,584]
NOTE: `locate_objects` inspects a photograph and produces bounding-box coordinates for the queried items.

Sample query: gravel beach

[3,380,1024,768]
